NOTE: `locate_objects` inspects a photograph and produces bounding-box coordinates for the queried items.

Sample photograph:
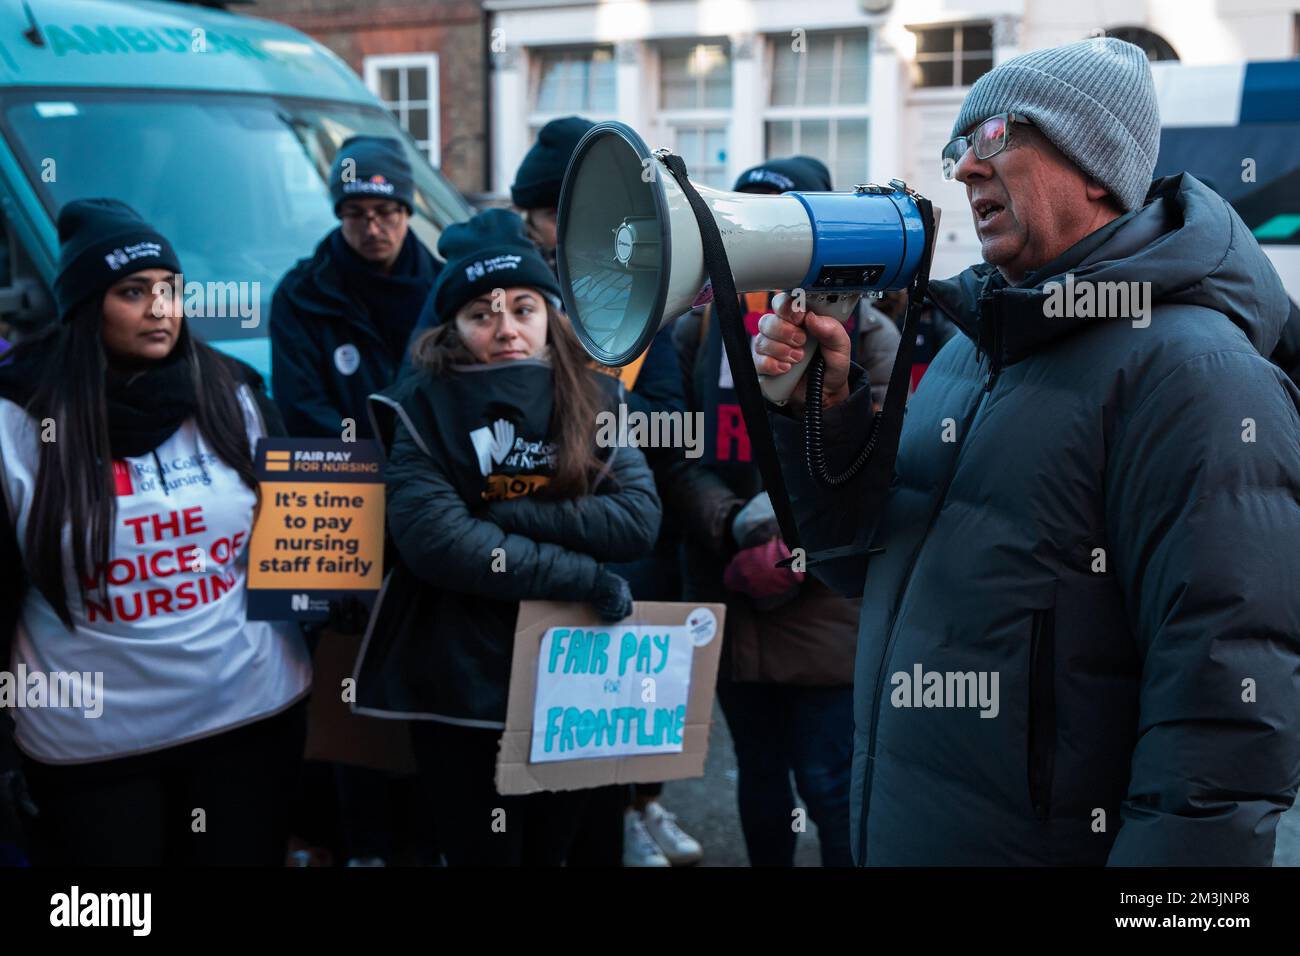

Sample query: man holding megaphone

[558,36,1300,867]
[748,37,1300,866]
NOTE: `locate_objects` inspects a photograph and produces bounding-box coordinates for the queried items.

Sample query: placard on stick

[496,600,725,795]
[246,438,384,621]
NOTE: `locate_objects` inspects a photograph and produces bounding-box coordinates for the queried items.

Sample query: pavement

[655,700,1300,867]
[658,700,821,867]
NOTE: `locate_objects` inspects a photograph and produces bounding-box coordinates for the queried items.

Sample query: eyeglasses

[941,113,1034,180]
[339,204,405,226]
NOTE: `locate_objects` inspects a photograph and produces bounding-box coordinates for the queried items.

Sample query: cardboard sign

[303,628,417,773]
[246,438,384,621]
[497,601,725,795]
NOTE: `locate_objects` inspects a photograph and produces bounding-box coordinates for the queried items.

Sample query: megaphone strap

[802,189,939,561]
[660,152,805,554]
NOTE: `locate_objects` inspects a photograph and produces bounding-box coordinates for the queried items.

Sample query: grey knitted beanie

[951,37,1160,211]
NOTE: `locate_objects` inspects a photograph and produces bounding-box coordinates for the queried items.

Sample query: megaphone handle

[758,292,861,405]
[758,341,818,404]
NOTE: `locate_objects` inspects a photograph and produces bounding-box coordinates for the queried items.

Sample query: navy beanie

[430,209,562,323]
[511,116,595,210]
[733,155,833,193]
[53,199,181,322]
[329,135,415,213]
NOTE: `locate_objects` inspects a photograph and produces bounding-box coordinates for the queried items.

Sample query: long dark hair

[408,300,606,498]
[19,302,258,628]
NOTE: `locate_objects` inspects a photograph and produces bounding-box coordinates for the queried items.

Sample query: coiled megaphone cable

[804,353,887,486]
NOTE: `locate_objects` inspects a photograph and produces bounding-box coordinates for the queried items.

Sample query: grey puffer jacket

[771,174,1300,865]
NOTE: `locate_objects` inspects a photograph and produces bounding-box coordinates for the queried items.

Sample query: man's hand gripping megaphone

[753,291,854,415]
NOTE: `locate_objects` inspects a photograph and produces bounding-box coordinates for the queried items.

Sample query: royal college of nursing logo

[111,460,134,497]
[103,241,162,271]
[465,254,522,282]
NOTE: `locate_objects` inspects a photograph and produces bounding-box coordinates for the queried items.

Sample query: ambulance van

[0,0,473,381]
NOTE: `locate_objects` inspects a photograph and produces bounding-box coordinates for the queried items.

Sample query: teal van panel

[0,0,373,104]
[207,335,272,386]
[0,138,58,279]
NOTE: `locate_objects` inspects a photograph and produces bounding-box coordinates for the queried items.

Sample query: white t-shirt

[0,384,311,764]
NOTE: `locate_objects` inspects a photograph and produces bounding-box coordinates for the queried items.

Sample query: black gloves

[589,567,634,622]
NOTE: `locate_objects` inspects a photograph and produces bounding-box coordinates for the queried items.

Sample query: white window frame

[363,53,440,166]
[654,38,732,189]
[909,22,994,90]
[761,30,871,190]
[766,28,870,111]
[526,44,618,129]
[666,122,731,188]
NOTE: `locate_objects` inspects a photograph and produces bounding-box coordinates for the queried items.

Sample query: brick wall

[249,0,486,193]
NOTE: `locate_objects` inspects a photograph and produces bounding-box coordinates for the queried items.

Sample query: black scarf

[329,228,436,361]
[388,358,561,504]
[1,332,208,466]
[372,357,622,505]
[104,349,198,460]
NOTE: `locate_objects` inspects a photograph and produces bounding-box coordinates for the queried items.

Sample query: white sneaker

[623,809,670,867]
[641,801,703,866]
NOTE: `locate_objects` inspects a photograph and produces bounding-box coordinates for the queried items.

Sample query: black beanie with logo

[430,208,562,323]
[733,155,833,193]
[329,135,416,214]
[510,116,596,210]
[53,198,182,322]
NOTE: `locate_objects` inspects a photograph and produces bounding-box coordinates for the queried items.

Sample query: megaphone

[556,121,934,403]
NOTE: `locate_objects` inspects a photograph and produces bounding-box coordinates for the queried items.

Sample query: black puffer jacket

[772,174,1300,865]
[353,358,661,726]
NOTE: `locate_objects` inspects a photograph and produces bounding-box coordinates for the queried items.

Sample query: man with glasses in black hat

[271,135,439,443]
[754,37,1300,866]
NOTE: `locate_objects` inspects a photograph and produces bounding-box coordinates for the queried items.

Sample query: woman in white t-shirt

[0,199,311,865]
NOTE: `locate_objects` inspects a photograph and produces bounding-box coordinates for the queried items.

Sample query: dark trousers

[21,700,307,866]
[567,781,667,867]
[567,784,626,866]
[409,720,589,866]
[716,677,854,867]
[334,764,439,865]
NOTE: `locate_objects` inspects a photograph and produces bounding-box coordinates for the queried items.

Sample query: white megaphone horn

[555,121,936,404]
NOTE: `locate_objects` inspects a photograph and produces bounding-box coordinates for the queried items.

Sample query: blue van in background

[0,0,473,382]
[1152,58,1300,300]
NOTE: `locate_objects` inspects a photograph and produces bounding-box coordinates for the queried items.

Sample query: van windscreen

[0,89,471,345]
